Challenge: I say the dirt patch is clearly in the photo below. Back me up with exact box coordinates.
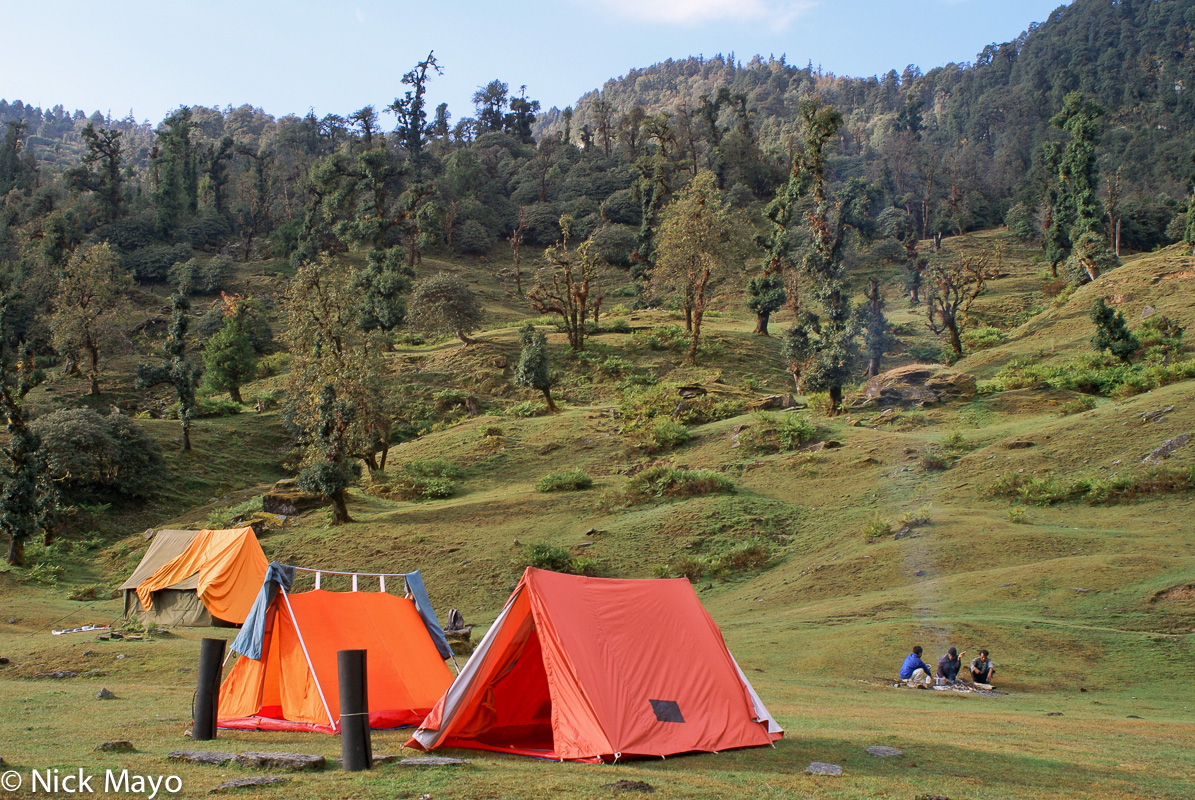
[1157,270,1195,281]
[1151,584,1195,603]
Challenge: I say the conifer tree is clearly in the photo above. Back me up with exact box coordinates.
[1090,297,1139,362]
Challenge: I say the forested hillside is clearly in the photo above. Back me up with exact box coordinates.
[0,0,1193,563]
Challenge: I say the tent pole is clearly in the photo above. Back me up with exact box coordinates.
[280,586,336,731]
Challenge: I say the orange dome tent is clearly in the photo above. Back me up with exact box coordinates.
[218,564,455,732]
[408,568,782,762]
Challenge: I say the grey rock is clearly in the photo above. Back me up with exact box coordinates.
[1141,305,1156,318]
[866,745,903,757]
[231,752,325,771]
[95,740,135,752]
[806,761,843,776]
[850,364,977,409]
[168,751,236,766]
[397,757,469,767]
[210,777,291,793]
[96,688,116,700]
[893,527,911,540]
[332,754,398,767]
[82,649,97,657]
[34,670,78,679]
[1144,433,1192,464]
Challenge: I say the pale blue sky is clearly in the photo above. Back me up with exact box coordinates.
[2,1,1068,125]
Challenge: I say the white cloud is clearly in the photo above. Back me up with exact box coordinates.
[354,8,364,22]
[596,0,817,28]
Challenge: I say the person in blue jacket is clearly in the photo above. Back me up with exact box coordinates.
[899,645,934,688]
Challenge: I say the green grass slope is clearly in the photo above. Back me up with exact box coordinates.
[1,231,1193,799]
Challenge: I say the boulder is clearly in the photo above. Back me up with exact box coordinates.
[230,752,325,771]
[261,488,325,516]
[96,688,116,700]
[866,745,903,757]
[35,670,78,679]
[1143,433,1192,464]
[397,757,470,767]
[806,761,843,776]
[168,752,236,766]
[850,365,977,408]
[95,741,135,752]
[210,777,291,793]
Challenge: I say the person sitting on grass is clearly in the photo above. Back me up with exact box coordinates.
[969,650,996,685]
[937,647,964,684]
[899,645,933,688]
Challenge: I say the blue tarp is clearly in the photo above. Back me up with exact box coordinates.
[229,561,452,661]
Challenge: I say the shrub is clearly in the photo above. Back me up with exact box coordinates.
[667,541,773,582]
[622,465,734,504]
[121,243,193,283]
[478,425,504,438]
[900,506,933,527]
[1007,506,1029,524]
[1058,396,1097,416]
[403,458,463,480]
[535,469,594,492]
[606,319,631,334]
[506,400,546,418]
[591,224,638,266]
[906,342,947,363]
[643,418,691,453]
[987,471,1085,506]
[862,515,892,538]
[920,452,948,470]
[68,585,99,601]
[943,431,973,452]
[738,412,816,453]
[633,324,689,352]
[620,383,744,427]
[961,326,1006,351]
[454,219,492,255]
[32,409,165,501]
[169,255,233,293]
[523,543,598,576]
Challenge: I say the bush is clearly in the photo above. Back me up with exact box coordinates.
[600,189,641,226]
[862,515,892,538]
[506,400,547,418]
[906,342,947,364]
[620,383,744,428]
[920,452,948,471]
[666,540,773,582]
[523,542,598,576]
[32,409,165,501]
[590,224,638,267]
[1007,506,1029,524]
[169,255,234,293]
[633,324,689,352]
[737,412,816,453]
[961,327,1006,351]
[370,460,461,501]
[621,464,735,505]
[535,469,594,492]
[643,418,690,453]
[121,243,193,283]
[1058,396,1097,416]
[989,353,1195,397]
[454,218,493,255]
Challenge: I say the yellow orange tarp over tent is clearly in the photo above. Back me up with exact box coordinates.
[133,527,267,625]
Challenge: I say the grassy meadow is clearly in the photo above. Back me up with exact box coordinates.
[1,230,1193,799]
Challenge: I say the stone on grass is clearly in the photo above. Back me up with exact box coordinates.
[210,777,291,793]
[1144,433,1192,464]
[96,688,116,700]
[332,754,398,767]
[865,745,903,757]
[806,762,843,776]
[96,740,135,752]
[35,670,78,679]
[231,752,325,771]
[397,757,469,767]
[168,751,236,766]
[605,779,655,793]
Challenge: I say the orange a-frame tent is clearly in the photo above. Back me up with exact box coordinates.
[120,527,268,627]
[218,567,455,733]
[408,568,782,762]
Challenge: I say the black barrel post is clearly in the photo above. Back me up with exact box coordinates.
[338,649,371,771]
[193,637,226,741]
